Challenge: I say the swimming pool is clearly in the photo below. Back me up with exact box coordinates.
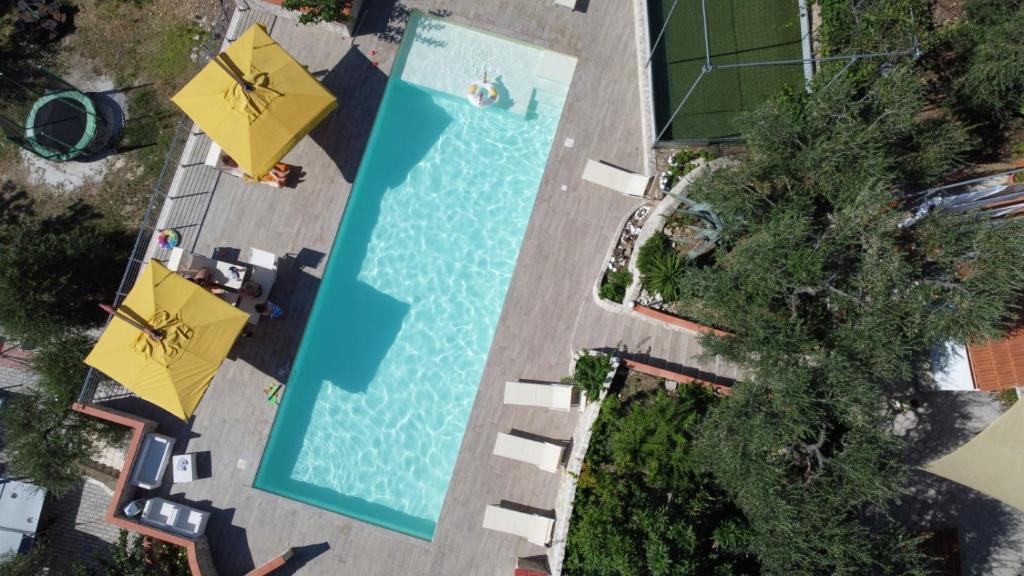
[253,14,576,540]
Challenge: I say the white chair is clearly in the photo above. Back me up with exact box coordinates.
[140,498,210,539]
[482,504,555,546]
[493,432,564,473]
[238,247,278,324]
[129,433,175,490]
[504,381,574,411]
[582,159,652,197]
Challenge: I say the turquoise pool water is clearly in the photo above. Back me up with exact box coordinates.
[254,14,575,540]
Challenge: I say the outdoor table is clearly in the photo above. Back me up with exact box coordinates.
[172,454,197,483]
[213,260,249,292]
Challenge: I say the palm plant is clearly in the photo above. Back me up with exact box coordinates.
[644,251,687,303]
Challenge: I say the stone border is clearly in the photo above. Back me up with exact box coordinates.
[631,0,656,171]
[591,202,652,314]
[548,353,620,576]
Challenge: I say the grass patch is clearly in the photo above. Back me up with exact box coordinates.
[647,0,805,141]
[41,0,215,225]
[154,23,205,85]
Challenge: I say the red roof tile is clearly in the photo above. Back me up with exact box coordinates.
[968,327,1024,391]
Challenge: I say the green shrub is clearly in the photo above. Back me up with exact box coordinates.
[996,387,1019,408]
[953,7,1024,121]
[101,529,191,576]
[636,232,673,280]
[564,388,757,576]
[572,353,613,400]
[282,0,353,25]
[644,250,687,303]
[966,0,1022,25]
[599,269,632,303]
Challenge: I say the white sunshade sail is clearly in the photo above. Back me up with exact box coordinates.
[923,399,1024,512]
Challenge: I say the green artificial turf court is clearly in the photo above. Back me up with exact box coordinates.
[648,0,806,142]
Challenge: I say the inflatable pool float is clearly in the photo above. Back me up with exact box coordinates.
[466,81,498,108]
[157,229,181,249]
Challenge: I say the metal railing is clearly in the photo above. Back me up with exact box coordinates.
[78,9,233,404]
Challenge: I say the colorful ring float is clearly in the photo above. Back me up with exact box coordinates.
[466,81,498,108]
[157,228,181,249]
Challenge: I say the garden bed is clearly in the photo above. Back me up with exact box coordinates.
[560,371,754,575]
[596,203,651,303]
[625,154,738,335]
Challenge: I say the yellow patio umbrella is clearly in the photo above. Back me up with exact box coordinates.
[171,23,338,177]
[84,260,249,420]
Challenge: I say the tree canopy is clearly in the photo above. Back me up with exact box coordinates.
[565,388,759,576]
[0,196,131,346]
[656,65,1024,574]
[2,331,123,496]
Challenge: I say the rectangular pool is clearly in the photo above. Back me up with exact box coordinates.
[253,13,576,540]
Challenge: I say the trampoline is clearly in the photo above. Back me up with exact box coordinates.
[24,90,98,161]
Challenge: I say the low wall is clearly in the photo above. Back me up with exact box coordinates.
[549,354,620,576]
[631,304,729,338]
[71,403,212,575]
[73,402,296,576]
[622,358,732,396]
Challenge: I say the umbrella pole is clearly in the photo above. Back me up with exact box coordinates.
[200,45,253,93]
[99,303,163,341]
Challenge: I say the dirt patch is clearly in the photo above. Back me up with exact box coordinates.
[619,370,664,401]
[1,0,219,226]
[932,0,965,27]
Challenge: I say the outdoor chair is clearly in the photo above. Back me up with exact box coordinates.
[582,159,652,197]
[482,504,555,546]
[503,381,574,411]
[238,247,278,324]
[492,432,564,473]
[140,497,210,539]
[128,433,175,490]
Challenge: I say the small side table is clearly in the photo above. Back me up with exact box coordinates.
[172,454,197,483]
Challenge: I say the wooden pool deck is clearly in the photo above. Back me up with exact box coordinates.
[101,1,741,573]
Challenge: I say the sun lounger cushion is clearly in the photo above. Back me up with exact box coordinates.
[129,433,175,490]
[140,497,210,539]
[582,159,651,197]
[504,381,574,411]
[482,504,555,546]
[493,432,564,473]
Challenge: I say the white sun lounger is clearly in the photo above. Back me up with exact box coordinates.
[504,381,574,411]
[582,159,652,197]
[493,432,565,473]
[554,0,577,9]
[482,504,555,546]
